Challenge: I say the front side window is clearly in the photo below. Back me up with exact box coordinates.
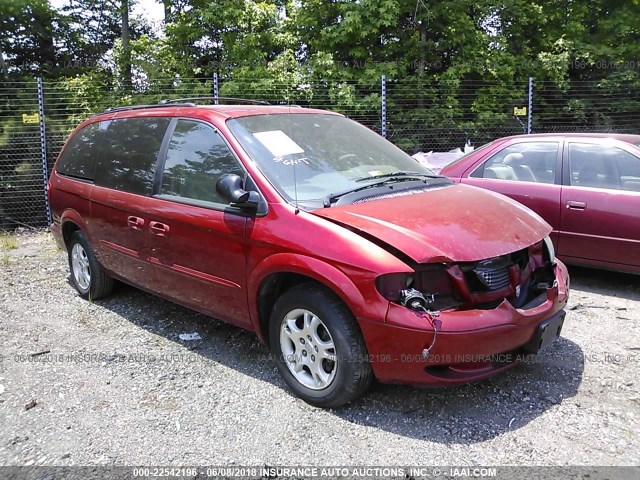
[471,142,559,184]
[569,143,640,191]
[56,121,109,180]
[226,113,439,206]
[160,119,245,204]
[95,117,170,195]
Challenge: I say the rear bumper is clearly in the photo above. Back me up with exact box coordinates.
[359,260,570,386]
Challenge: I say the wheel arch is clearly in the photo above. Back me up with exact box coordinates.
[62,220,81,248]
[249,254,367,344]
[59,209,90,248]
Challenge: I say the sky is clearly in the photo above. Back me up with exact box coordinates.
[49,0,166,26]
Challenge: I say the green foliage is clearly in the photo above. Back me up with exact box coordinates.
[56,72,116,124]
[162,0,285,78]
[0,0,151,79]
[0,0,55,76]
[1,0,638,86]
[2,0,639,153]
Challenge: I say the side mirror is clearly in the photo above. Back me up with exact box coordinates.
[216,174,260,209]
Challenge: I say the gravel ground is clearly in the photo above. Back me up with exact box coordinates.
[0,230,638,467]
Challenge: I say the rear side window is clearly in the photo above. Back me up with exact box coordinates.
[95,117,170,195]
[56,121,109,180]
[569,143,640,191]
[159,119,244,205]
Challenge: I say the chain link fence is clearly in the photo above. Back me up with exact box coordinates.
[386,78,532,152]
[0,79,47,229]
[1,76,639,229]
[533,80,640,135]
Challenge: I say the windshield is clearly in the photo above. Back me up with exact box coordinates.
[226,113,437,205]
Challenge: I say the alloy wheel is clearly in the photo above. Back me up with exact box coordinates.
[279,308,337,390]
[71,243,91,291]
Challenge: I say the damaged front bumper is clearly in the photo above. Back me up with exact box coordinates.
[359,260,569,386]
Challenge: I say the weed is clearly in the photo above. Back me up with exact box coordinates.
[0,234,18,250]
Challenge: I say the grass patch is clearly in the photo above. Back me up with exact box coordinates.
[0,234,18,251]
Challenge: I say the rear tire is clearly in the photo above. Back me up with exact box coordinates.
[269,283,372,408]
[67,230,114,300]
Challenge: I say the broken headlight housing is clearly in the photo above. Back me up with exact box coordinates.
[375,266,456,311]
[542,235,556,265]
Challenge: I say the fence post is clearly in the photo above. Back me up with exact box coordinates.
[212,72,219,104]
[527,76,533,134]
[381,75,387,138]
[37,77,51,226]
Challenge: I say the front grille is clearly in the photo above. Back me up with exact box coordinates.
[474,265,510,291]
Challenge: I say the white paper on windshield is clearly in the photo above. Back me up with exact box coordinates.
[253,130,305,157]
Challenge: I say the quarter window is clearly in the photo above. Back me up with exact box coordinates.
[95,117,170,195]
[568,143,640,191]
[160,120,244,204]
[471,142,559,184]
[56,121,109,180]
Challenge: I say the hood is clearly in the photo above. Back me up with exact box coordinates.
[312,183,551,264]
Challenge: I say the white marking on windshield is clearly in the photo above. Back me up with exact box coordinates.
[253,130,305,157]
[274,156,310,166]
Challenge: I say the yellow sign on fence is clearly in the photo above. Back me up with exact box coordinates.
[22,113,40,124]
[513,106,527,117]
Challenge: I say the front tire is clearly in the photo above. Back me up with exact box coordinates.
[269,283,372,408]
[67,230,114,300]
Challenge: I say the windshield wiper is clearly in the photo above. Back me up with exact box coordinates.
[323,176,432,207]
[355,171,440,182]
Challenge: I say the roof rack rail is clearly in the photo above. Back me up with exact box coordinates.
[158,97,270,106]
[102,102,196,114]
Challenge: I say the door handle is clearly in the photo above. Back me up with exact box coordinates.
[566,201,587,210]
[127,216,145,231]
[149,221,170,237]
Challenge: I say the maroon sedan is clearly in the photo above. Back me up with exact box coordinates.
[441,133,640,274]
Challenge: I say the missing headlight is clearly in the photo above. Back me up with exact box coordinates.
[399,288,434,310]
[376,267,457,311]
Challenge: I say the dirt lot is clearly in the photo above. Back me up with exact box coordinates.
[0,231,638,466]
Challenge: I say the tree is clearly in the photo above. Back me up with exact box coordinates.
[120,0,132,87]
[0,0,56,77]
[164,0,285,78]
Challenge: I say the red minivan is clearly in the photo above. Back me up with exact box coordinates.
[48,100,569,407]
